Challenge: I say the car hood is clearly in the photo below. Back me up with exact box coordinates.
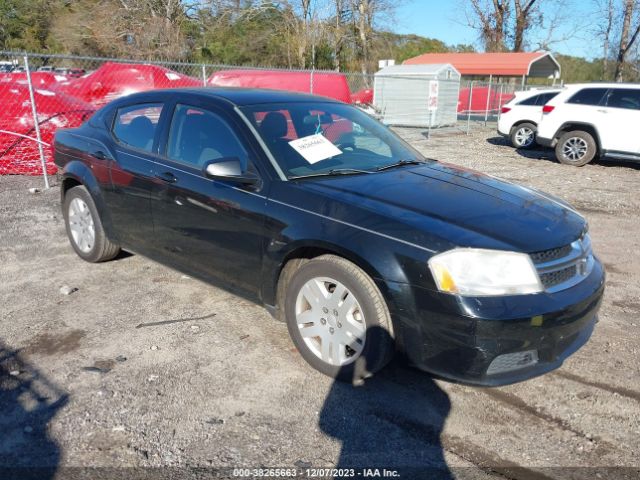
[293,162,585,252]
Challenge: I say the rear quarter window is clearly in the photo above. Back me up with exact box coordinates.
[536,92,559,105]
[566,88,608,106]
[517,95,540,106]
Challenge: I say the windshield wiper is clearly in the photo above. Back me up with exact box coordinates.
[375,159,425,172]
[289,168,373,180]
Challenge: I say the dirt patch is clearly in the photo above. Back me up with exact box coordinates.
[23,329,86,356]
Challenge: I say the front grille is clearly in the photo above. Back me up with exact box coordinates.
[530,234,593,293]
[530,244,574,264]
[540,265,578,289]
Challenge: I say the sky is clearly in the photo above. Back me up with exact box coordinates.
[393,0,601,59]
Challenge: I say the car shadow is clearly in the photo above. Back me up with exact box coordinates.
[318,327,454,479]
[486,136,640,169]
[0,340,67,479]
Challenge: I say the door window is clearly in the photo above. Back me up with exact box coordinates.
[605,89,640,110]
[567,88,608,106]
[166,104,249,170]
[112,103,163,152]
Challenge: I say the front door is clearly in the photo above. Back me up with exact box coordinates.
[599,88,640,154]
[150,102,267,295]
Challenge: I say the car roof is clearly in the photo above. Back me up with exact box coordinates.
[119,87,344,107]
[515,88,562,97]
[564,82,640,89]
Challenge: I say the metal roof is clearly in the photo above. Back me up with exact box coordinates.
[403,52,561,77]
[374,63,460,76]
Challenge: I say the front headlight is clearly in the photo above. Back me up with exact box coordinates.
[428,248,543,296]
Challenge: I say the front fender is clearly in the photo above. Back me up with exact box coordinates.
[260,205,434,307]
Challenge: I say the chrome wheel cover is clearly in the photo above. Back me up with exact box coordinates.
[295,276,366,366]
[68,198,95,253]
[515,127,534,147]
[563,137,588,161]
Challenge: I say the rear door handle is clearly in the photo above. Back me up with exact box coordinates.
[155,171,177,183]
[596,109,608,113]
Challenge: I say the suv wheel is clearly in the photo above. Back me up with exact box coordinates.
[510,123,536,149]
[555,131,597,166]
[283,255,395,382]
[63,185,120,262]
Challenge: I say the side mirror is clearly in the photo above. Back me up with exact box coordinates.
[203,157,259,186]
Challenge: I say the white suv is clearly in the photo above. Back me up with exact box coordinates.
[498,89,561,148]
[536,83,640,166]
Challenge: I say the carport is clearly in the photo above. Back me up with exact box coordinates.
[403,52,561,87]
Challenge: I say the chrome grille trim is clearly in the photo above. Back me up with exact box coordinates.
[530,244,573,264]
[531,234,594,293]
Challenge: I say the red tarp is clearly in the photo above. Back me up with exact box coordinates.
[457,86,515,113]
[1,62,201,175]
[0,72,68,88]
[52,62,202,107]
[208,69,352,103]
[0,83,95,175]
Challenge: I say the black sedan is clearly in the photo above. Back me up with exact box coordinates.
[53,88,605,386]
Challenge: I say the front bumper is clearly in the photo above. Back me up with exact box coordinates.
[384,258,605,386]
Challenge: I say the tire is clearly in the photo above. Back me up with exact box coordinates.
[283,254,395,383]
[63,185,120,262]
[509,122,537,149]
[555,131,597,166]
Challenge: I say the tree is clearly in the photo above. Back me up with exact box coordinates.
[0,0,53,51]
[614,0,640,81]
[466,0,510,51]
[464,0,568,52]
[512,0,539,51]
[594,0,616,79]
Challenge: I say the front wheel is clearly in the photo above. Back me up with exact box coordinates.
[63,185,120,262]
[555,131,597,166]
[284,255,395,382]
[509,123,537,149]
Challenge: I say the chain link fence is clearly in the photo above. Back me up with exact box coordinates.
[0,51,532,187]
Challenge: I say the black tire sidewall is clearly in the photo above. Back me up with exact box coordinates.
[555,131,596,166]
[63,186,108,262]
[284,258,393,382]
[510,122,536,149]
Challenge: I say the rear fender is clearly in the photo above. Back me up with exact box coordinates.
[59,160,118,242]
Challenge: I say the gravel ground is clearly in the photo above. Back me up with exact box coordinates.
[1,126,639,480]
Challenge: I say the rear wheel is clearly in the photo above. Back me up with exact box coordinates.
[63,185,120,262]
[283,255,395,382]
[509,122,536,149]
[555,131,597,166]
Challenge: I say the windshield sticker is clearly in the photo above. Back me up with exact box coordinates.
[288,134,342,164]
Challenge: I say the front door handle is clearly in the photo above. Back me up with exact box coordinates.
[155,171,177,183]
[596,109,608,114]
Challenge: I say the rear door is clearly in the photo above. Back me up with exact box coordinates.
[149,100,268,295]
[599,88,640,154]
[106,101,167,249]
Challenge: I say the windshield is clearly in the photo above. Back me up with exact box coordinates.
[240,102,427,179]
